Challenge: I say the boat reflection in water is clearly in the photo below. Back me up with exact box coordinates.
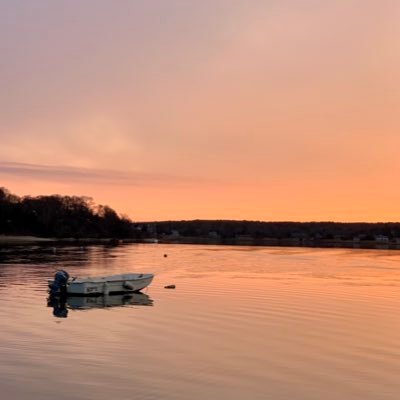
[47,292,153,318]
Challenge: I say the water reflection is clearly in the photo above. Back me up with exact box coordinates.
[0,244,91,265]
[47,295,69,318]
[1,244,400,400]
[47,292,153,318]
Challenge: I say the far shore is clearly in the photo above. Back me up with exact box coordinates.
[0,235,155,245]
[0,235,55,244]
[157,236,400,251]
[1,235,400,251]
[0,235,119,244]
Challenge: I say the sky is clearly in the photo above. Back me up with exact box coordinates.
[0,0,399,222]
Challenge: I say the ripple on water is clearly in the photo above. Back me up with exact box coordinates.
[0,244,400,400]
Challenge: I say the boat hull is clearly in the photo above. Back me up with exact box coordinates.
[49,273,153,296]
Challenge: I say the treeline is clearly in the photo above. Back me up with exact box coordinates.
[0,187,133,238]
[143,220,400,241]
[3,184,400,242]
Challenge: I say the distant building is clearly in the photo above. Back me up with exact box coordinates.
[146,224,157,235]
[235,235,253,242]
[208,231,220,239]
[375,235,389,243]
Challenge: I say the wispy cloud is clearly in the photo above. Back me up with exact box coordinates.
[0,161,204,186]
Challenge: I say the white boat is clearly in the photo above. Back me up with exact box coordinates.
[48,270,154,296]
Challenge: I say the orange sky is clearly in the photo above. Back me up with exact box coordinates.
[0,1,399,222]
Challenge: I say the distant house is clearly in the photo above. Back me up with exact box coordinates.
[235,235,253,242]
[146,224,157,235]
[375,235,389,243]
[170,230,180,238]
[208,231,220,239]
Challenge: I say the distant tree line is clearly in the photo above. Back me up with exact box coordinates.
[2,185,400,242]
[142,220,400,241]
[0,187,134,238]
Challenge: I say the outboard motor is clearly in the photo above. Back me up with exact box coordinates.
[49,270,70,296]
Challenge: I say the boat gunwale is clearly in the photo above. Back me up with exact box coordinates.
[70,275,153,285]
[66,289,147,297]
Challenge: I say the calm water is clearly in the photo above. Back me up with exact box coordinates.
[0,244,399,400]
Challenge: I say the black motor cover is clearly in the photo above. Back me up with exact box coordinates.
[49,270,70,295]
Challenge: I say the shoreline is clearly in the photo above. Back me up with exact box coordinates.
[0,235,399,251]
[0,236,158,246]
[0,235,55,244]
[0,236,123,244]
[157,237,400,251]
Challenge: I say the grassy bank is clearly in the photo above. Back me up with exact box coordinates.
[0,235,55,244]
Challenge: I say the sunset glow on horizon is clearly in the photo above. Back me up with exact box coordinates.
[1,1,399,222]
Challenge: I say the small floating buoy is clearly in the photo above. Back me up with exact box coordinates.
[163,254,168,257]
[164,284,176,289]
